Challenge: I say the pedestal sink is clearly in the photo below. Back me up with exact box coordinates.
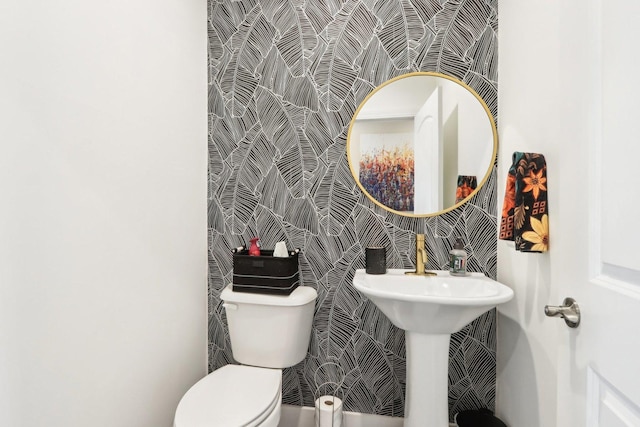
[352,269,514,427]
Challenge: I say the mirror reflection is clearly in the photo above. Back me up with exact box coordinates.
[347,72,497,217]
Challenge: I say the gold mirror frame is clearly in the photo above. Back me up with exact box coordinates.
[346,72,498,217]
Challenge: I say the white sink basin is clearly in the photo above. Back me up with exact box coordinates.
[353,268,514,427]
[353,268,513,334]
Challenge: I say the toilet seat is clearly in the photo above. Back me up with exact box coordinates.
[174,364,282,427]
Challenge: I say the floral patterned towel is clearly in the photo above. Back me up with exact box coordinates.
[455,175,477,203]
[499,152,548,252]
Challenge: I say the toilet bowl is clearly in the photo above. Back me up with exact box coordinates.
[174,365,282,427]
[174,285,317,427]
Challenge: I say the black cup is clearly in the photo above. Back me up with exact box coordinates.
[365,247,386,274]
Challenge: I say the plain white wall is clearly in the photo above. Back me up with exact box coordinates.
[496,2,559,425]
[0,1,208,426]
[497,1,590,426]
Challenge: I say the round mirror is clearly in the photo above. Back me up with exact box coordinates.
[347,72,497,217]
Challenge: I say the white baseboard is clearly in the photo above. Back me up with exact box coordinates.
[279,404,456,427]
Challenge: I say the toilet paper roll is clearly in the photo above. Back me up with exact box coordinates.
[314,396,343,427]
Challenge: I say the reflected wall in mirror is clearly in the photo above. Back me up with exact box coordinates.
[347,72,497,217]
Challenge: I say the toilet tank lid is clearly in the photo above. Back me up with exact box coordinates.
[221,285,317,306]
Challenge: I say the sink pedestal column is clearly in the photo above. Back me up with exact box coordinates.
[404,332,451,427]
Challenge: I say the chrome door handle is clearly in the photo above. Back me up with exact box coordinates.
[544,297,580,328]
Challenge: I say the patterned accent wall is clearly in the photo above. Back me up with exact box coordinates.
[207,0,498,420]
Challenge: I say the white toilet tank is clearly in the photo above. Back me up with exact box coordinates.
[220,285,317,369]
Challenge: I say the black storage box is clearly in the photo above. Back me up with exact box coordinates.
[232,250,300,295]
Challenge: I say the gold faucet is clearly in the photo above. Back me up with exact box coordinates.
[405,234,436,276]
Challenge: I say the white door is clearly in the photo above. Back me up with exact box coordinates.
[413,87,442,213]
[553,1,640,425]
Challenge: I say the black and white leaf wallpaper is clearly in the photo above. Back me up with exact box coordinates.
[208,0,498,420]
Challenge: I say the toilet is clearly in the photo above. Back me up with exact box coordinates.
[174,284,317,427]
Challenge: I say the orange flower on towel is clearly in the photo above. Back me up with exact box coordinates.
[522,214,549,252]
[523,169,547,200]
[456,183,474,201]
[502,174,516,218]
